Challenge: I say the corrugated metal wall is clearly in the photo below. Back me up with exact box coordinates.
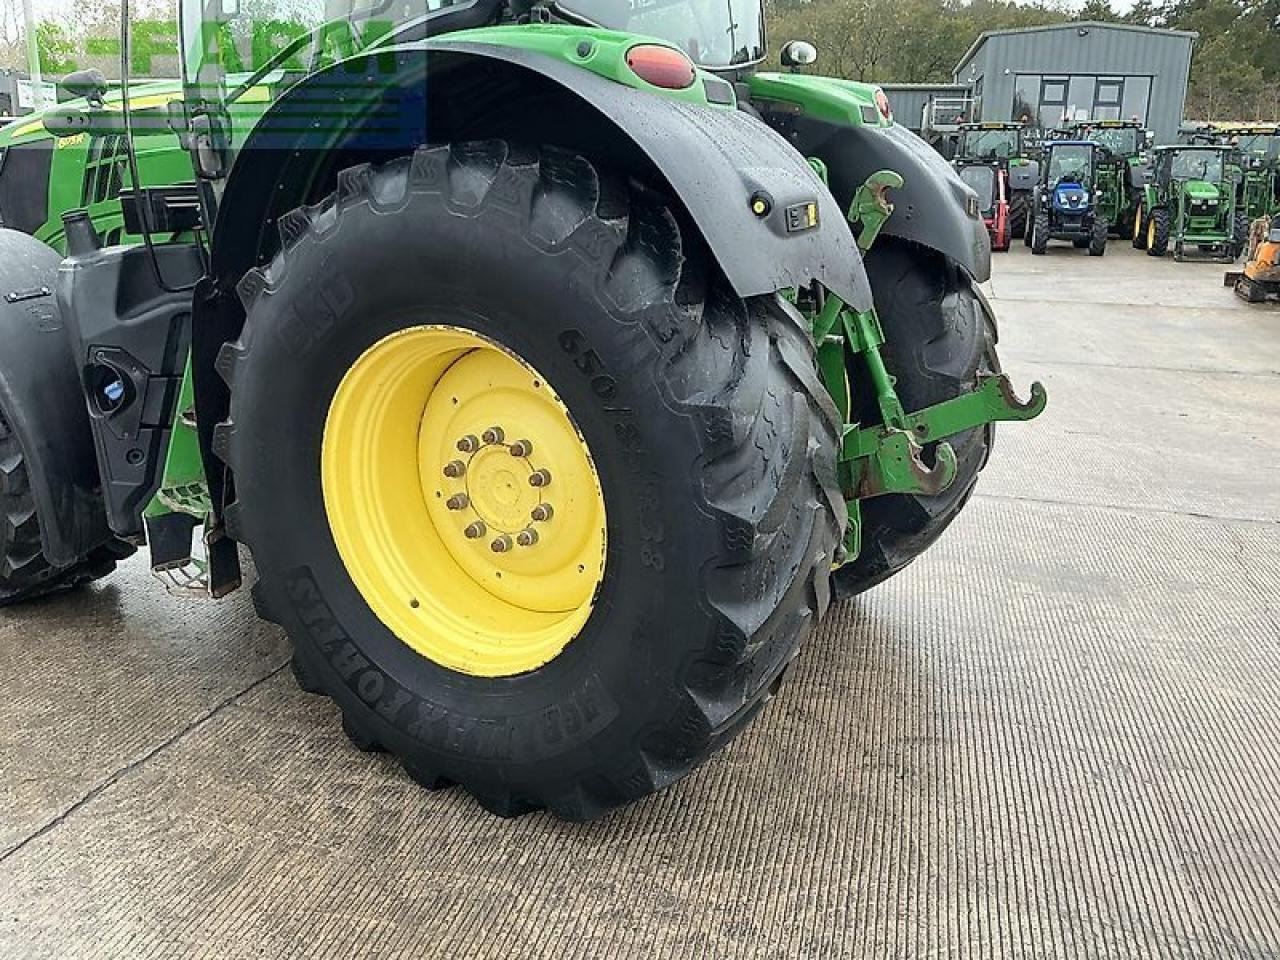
[880,86,970,131]
[957,25,1194,143]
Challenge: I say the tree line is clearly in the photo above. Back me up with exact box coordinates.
[766,0,1280,122]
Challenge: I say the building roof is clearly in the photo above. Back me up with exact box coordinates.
[953,21,1200,78]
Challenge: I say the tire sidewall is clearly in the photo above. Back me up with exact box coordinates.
[231,182,723,786]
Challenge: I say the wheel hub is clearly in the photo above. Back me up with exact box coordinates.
[322,325,607,677]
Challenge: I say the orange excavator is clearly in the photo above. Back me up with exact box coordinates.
[1227,214,1280,303]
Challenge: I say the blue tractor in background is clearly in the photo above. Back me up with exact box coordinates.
[1029,141,1108,256]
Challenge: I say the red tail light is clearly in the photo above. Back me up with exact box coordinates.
[625,44,696,90]
[875,89,892,122]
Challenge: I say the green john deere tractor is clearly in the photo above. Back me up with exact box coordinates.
[1134,145,1247,261]
[952,121,1040,238]
[1221,125,1280,222]
[0,0,1044,820]
[1065,120,1152,236]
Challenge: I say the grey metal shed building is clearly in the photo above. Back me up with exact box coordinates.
[952,21,1197,143]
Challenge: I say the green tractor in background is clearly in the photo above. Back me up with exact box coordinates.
[0,0,1045,820]
[1219,125,1280,222]
[952,121,1040,238]
[1134,145,1247,260]
[1064,119,1152,237]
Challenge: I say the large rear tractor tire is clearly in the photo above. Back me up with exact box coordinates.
[1146,207,1170,257]
[831,238,997,599]
[216,142,843,820]
[0,408,133,605]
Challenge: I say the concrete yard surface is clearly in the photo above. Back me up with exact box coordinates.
[2,243,1278,959]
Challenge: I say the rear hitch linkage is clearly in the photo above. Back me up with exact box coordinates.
[814,170,1048,562]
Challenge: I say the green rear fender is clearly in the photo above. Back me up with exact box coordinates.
[746,72,992,283]
[208,36,874,311]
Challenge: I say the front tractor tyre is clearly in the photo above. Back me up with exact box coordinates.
[1030,212,1050,255]
[1230,212,1250,261]
[831,238,998,598]
[1146,207,1170,257]
[216,142,843,820]
[1089,218,1108,257]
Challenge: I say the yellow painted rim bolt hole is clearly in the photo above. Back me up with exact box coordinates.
[531,503,553,523]
[482,426,505,445]
[464,520,487,539]
[529,469,551,488]
[516,528,539,547]
[456,434,480,453]
[446,493,469,511]
[491,534,513,553]
[443,459,466,478]
[509,438,534,457]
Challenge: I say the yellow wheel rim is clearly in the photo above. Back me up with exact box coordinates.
[322,325,607,677]
[1148,218,1157,248]
[1134,207,1142,240]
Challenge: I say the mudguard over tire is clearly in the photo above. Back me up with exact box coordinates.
[215,141,843,820]
[831,238,996,598]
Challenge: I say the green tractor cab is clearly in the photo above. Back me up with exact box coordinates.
[1217,125,1280,223]
[1063,120,1153,237]
[1135,145,1247,261]
[0,0,1045,819]
[1028,140,1108,256]
[953,121,1039,238]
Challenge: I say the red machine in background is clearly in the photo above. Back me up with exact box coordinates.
[957,162,1012,252]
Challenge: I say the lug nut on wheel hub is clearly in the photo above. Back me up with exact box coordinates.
[482,426,505,445]
[531,503,553,522]
[456,435,479,453]
[529,469,551,488]
[464,521,487,539]
[509,439,533,457]
[516,528,539,547]
[446,493,469,511]
[491,534,513,553]
[443,459,466,478]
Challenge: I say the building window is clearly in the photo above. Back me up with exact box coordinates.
[1120,77,1151,124]
[1093,78,1123,120]
[1012,74,1153,128]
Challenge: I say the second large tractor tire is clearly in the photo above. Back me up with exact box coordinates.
[0,407,132,606]
[216,141,843,821]
[831,238,997,599]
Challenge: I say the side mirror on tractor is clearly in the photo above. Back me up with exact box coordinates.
[58,68,109,107]
[780,40,818,70]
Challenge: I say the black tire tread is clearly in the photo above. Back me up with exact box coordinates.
[217,141,842,820]
[0,409,130,606]
[1147,207,1170,257]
